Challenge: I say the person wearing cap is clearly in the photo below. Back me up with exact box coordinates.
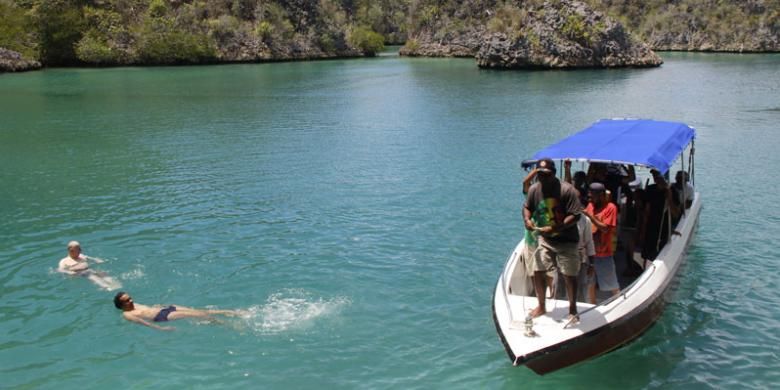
[521,167,564,297]
[523,158,583,321]
[582,182,620,303]
[58,241,121,290]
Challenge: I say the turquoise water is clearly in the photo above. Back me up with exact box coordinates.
[2,51,779,388]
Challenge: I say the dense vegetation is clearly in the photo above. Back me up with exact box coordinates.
[587,0,780,51]
[398,0,664,70]
[1,0,778,68]
[400,0,779,54]
[0,0,401,66]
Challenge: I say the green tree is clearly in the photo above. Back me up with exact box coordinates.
[74,6,132,64]
[0,0,37,59]
[34,0,88,65]
[136,16,215,64]
[348,25,383,55]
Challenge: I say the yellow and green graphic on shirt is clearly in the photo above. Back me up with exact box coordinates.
[526,197,565,245]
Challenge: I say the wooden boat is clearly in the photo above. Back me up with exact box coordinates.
[493,119,700,374]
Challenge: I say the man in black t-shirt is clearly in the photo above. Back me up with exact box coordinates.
[524,158,583,322]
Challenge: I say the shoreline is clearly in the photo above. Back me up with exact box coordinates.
[4,47,779,75]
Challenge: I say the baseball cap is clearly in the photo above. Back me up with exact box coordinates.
[536,158,556,173]
[589,182,606,192]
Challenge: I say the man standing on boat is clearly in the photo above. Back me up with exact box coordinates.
[523,158,583,321]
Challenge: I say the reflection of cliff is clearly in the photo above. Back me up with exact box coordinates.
[401,0,662,69]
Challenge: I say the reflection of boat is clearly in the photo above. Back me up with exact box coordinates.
[493,119,700,375]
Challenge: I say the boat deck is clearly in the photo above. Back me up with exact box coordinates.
[503,295,603,351]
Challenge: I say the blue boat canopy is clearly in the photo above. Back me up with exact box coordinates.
[522,119,696,174]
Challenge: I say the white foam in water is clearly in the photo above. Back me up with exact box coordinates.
[241,289,350,334]
[120,267,145,280]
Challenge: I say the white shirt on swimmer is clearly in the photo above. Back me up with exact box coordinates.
[58,255,90,274]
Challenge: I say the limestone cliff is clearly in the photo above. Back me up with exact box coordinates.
[402,0,662,69]
[588,0,780,52]
[0,48,41,72]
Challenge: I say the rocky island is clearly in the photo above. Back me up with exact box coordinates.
[0,48,41,72]
[400,0,662,68]
[0,0,777,73]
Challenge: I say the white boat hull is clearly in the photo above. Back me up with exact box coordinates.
[493,193,701,374]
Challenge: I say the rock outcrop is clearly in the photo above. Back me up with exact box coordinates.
[400,29,483,58]
[212,34,362,63]
[0,48,41,73]
[590,0,780,53]
[402,0,663,69]
[646,28,780,52]
[476,3,662,69]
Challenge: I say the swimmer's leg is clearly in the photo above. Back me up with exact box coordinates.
[166,311,232,326]
[173,306,244,317]
[102,275,122,290]
[87,273,121,291]
[206,309,245,317]
[166,309,216,321]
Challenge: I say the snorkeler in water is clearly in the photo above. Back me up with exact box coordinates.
[58,241,121,290]
[113,292,244,331]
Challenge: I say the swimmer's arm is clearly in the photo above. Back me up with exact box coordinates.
[58,261,87,275]
[84,255,104,264]
[124,314,175,331]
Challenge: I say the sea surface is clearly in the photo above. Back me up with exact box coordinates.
[1,50,779,389]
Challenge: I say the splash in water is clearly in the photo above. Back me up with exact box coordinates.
[239,289,350,334]
[120,267,146,280]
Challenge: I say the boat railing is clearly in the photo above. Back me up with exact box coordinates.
[499,249,517,323]
[579,193,699,318]
[609,263,657,305]
[621,262,657,297]
[573,263,658,319]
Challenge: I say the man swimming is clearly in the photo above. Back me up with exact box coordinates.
[113,292,243,331]
[58,241,121,290]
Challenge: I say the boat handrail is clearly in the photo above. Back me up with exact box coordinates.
[500,249,516,323]
[573,263,657,319]
[615,262,657,301]
[593,193,699,314]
